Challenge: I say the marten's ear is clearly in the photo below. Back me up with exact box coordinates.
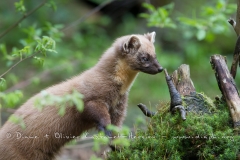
[123,36,141,54]
[144,31,156,43]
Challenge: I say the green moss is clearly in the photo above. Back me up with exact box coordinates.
[183,92,216,114]
[108,97,240,160]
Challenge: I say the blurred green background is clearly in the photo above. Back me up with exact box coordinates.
[0,0,239,127]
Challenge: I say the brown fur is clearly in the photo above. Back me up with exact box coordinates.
[0,32,163,160]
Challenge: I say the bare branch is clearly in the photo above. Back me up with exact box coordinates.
[0,0,47,40]
[228,0,240,36]
[228,18,236,28]
[137,103,156,117]
[229,0,240,78]
[0,52,39,78]
[236,0,240,36]
[228,18,238,35]
[230,36,240,78]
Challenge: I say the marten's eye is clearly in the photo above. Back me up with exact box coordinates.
[141,57,149,62]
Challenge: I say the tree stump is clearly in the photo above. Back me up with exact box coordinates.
[210,54,240,129]
[171,64,215,114]
[171,64,195,96]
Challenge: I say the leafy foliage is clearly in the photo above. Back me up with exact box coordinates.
[108,97,240,160]
[178,0,236,41]
[8,114,25,129]
[139,3,176,28]
[34,90,84,116]
[0,90,23,109]
[91,125,131,160]
[141,0,236,41]
[14,0,26,14]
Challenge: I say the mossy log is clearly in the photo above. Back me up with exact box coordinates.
[210,54,240,129]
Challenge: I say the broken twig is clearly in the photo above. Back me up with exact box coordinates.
[172,105,187,121]
[164,69,186,120]
[137,103,155,117]
[230,36,240,79]
[228,0,240,78]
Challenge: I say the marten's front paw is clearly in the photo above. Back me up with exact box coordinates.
[97,125,112,137]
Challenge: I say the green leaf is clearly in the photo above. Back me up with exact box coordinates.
[112,137,130,147]
[142,3,155,12]
[34,56,45,66]
[34,90,84,116]
[158,8,168,18]
[18,46,31,59]
[9,115,26,129]
[196,29,206,40]
[0,44,7,57]
[35,36,57,54]
[58,105,66,116]
[90,155,102,160]
[178,17,198,27]
[139,13,150,19]
[141,3,176,29]
[106,124,120,133]
[216,0,225,10]
[1,90,23,108]
[121,126,130,135]
[202,7,215,16]
[0,78,6,87]
[92,132,109,152]
[14,0,26,14]
[46,0,57,11]
[73,98,83,112]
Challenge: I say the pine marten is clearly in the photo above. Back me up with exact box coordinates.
[0,32,163,160]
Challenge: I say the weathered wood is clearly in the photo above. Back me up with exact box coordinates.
[171,64,195,96]
[210,55,240,128]
[137,103,155,117]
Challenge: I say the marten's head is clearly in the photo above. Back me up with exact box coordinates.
[121,32,163,75]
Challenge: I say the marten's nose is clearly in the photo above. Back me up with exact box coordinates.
[158,67,163,72]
